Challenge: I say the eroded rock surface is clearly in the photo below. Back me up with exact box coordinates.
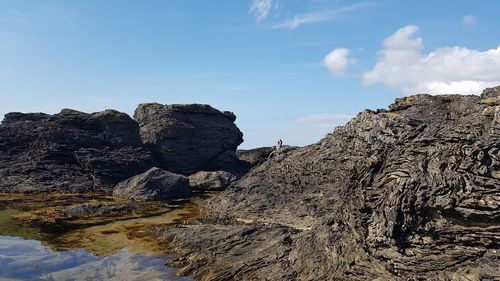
[188,171,237,191]
[236,147,274,168]
[113,167,191,201]
[134,103,243,175]
[164,87,500,280]
[0,109,157,193]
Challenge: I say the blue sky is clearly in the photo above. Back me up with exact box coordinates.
[1,0,499,148]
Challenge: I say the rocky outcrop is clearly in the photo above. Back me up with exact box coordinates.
[113,167,191,201]
[236,147,274,168]
[134,103,243,175]
[0,103,247,194]
[0,109,157,193]
[188,171,237,191]
[163,87,500,280]
[235,146,299,174]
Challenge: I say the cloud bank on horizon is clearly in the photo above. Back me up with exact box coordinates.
[362,25,500,95]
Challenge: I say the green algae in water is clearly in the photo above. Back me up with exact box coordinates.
[0,208,47,240]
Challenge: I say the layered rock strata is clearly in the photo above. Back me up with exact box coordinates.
[164,87,500,280]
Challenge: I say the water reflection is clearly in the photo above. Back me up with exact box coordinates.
[0,194,200,281]
[0,236,191,281]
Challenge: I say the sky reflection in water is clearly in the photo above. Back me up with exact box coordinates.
[0,236,190,281]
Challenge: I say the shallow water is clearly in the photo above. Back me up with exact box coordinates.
[0,236,191,281]
[0,195,197,281]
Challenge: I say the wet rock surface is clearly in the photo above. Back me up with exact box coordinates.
[15,202,139,225]
[163,87,500,280]
[0,109,157,193]
[113,167,191,201]
[134,103,243,175]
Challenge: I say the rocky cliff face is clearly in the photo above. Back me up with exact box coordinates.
[0,104,245,194]
[164,87,500,280]
[0,109,157,193]
[134,103,244,175]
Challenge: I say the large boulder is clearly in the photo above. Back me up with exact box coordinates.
[113,167,191,201]
[134,103,244,175]
[0,109,157,193]
[188,171,237,191]
[164,86,500,280]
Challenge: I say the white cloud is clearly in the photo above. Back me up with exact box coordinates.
[382,25,422,50]
[462,15,477,27]
[323,48,354,75]
[250,0,273,22]
[363,25,500,95]
[274,12,329,30]
[295,113,354,129]
[274,2,373,30]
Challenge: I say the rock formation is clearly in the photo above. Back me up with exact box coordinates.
[236,147,274,168]
[113,167,191,201]
[164,87,500,280]
[188,171,237,191]
[1,85,498,279]
[134,103,244,175]
[0,109,157,193]
[235,146,299,174]
[0,103,247,194]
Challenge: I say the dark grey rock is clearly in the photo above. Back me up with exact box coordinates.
[0,109,157,193]
[233,146,299,177]
[2,112,50,123]
[164,86,500,280]
[113,167,191,201]
[236,147,274,167]
[134,103,243,175]
[188,171,237,191]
